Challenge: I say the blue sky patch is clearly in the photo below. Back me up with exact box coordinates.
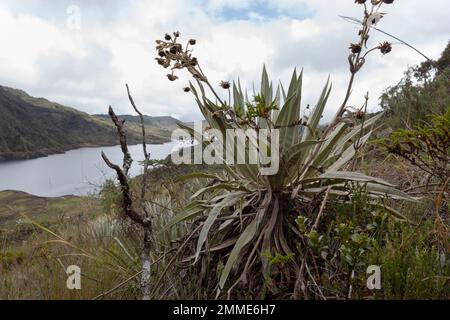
[202,0,315,22]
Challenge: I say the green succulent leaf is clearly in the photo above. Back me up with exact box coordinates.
[301,78,331,143]
[159,201,206,234]
[195,192,246,262]
[312,171,396,187]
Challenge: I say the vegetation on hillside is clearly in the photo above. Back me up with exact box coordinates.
[380,41,450,129]
[0,86,178,161]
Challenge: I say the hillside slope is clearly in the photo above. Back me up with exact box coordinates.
[0,86,178,161]
[93,114,181,142]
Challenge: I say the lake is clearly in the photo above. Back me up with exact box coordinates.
[0,141,179,197]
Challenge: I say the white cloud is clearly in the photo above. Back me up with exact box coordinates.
[0,0,448,122]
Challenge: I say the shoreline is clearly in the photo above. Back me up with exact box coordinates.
[0,139,172,163]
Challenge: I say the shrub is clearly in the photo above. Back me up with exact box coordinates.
[0,249,24,269]
[380,42,450,129]
[380,108,450,186]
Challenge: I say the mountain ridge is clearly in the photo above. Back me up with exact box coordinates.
[0,85,180,161]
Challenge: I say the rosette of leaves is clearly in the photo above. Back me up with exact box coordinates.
[161,67,415,298]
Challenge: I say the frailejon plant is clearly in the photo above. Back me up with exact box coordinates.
[155,0,412,298]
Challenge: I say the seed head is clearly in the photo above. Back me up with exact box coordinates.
[349,43,362,54]
[155,58,169,68]
[354,0,367,4]
[355,111,365,120]
[383,0,394,3]
[155,31,206,82]
[183,87,191,92]
[378,41,392,54]
[169,44,182,54]
[220,81,231,90]
[167,74,179,81]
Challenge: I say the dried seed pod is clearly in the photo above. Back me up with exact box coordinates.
[349,43,362,54]
[355,111,365,120]
[220,81,231,90]
[167,74,179,81]
[378,41,392,54]
[169,44,182,54]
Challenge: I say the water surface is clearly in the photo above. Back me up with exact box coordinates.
[0,142,178,197]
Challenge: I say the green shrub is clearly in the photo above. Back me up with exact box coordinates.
[380,108,450,185]
[298,186,450,300]
[380,42,450,130]
[371,221,449,299]
[0,249,24,269]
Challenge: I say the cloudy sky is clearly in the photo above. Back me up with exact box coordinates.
[0,0,448,122]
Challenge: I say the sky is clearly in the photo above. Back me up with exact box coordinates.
[0,0,448,122]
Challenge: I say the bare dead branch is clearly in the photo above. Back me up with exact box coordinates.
[101,151,149,228]
[108,106,133,175]
[126,84,151,218]
[101,101,154,300]
[125,84,153,300]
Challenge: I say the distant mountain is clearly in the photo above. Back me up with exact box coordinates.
[93,114,182,141]
[0,86,179,161]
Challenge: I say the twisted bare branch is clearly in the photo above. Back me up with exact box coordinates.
[101,99,154,300]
